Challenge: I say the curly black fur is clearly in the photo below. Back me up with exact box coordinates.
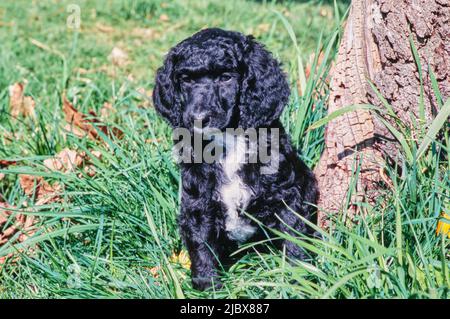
[153,28,318,290]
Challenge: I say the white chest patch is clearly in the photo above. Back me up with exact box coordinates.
[219,135,256,242]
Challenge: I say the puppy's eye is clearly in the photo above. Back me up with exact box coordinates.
[180,74,194,84]
[219,73,232,82]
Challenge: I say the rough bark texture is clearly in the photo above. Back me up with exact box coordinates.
[315,0,450,227]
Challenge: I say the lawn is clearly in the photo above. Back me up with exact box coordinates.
[0,0,448,299]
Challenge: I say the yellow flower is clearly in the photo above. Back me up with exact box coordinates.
[170,250,191,270]
[436,212,450,238]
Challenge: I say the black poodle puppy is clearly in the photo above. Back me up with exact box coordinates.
[153,28,317,290]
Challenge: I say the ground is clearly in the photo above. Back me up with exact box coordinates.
[0,0,448,299]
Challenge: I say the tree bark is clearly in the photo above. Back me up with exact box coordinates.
[315,0,450,227]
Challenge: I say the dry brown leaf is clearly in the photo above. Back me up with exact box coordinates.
[90,150,102,160]
[319,7,333,19]
[35,183,62,206]
[0,160,16,167]
[281,8,292,17]
[131,27,160,40]
[74,65,112,76]
[136,87,153,108]
[19,174,39,196]
[0,208,8,225]
[0,21,15,27]
[43,148,85,173]
[1,131,17,145]
[108,47,129,67]
[8,82,36,119]
[43,148,102,178]
[83,165,96,177]
[100,102,114,120]
[18,174,61,205]
[63,97,123,141]
[299,51,329,97]
[62,95,123,149]
[149,266,161,279]
[305,51,325,80]
[96,22,115,33]
[63,97,123,142]
[63,123,86,138]
[158,14,169,22]
[145,138,162,144]
[63,97,100,140]
[0,203,36,245]
[256,23,270,34]
[77,151,102,178]
[1,163,65,266]
[0,160,15,183]
[0,202,38,265]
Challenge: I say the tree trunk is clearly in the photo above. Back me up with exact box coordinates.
[315,0,450,227]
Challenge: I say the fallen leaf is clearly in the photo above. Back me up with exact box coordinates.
[131,27,160,40]
[63,97,123,142]
[149,266,161,279]
[63,97,99,140]
[299,51,329,97]
[18,174,61,205]
[305,51,325,80]
[0,159,13,190]
[0,160,16,167]
[90,150,102,160]
[64,97,123,140]
[145,138,162,144]
[1,131,17,145]
[1,166,64,266]
[8,82,36,119]
[159,14,169,22]
[63,123,86,138]
[18,174,37,196]
[0,21,15,27]
[83,165,96,177]
[256,23,270,34]
[108,47,128,67]
[281,8,292,17]
[74,65,111,76]
[96,22,115,33]
[0,203,36,245]
[0,203,9,224]
[44,148,102,178]
[136,87,153,107]
[43,148,85,173]
[0,202,38,265]
[320,7,333,19]
[100,102,114,119]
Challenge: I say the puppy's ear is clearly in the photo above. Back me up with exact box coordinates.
[239,36,290,128]
[153,52,181,127]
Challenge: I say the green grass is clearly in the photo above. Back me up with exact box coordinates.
[0,0,448,299]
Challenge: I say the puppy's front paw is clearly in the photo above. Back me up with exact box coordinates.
[192,276,222,291]
[284,240,308,261]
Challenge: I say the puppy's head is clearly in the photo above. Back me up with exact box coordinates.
[153,28,290,131]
